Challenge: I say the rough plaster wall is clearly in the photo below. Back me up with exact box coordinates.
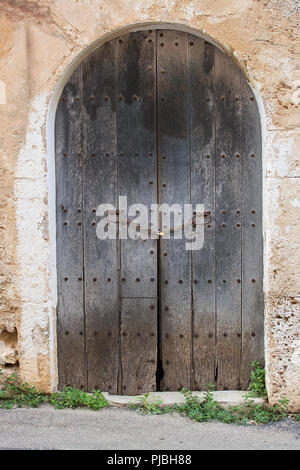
[0,0,299,408]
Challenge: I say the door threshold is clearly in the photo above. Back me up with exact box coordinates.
[102,390,264,408]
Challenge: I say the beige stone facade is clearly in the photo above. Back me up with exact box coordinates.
[0,0,299,409]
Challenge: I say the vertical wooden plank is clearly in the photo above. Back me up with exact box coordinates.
[117,30,157,299]
[81,41,119,393]
[215,49,242,390]
[121,299,157,394]
[116,31,157,394]
[157,30,192,391]
[240,77,264,388]
[189,36,216,389]
[55,67,86,390]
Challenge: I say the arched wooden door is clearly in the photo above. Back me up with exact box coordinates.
[55,29,263,394]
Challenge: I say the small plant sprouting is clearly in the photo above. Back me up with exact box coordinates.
[131,392,165,415]
[247,361,268,399]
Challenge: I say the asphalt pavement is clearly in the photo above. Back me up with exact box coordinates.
[0,406,299,450]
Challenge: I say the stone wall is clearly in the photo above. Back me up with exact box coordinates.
[0,0,299,409]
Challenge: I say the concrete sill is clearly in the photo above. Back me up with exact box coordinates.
[102,391,264,408]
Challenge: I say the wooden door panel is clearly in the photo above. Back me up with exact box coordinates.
[116,31,157,393]
[121,298,157,394]
[157,30,192,391]
[117,31,157,299]
[215,48,242,389]
[189,36,216,389]
[240,75,264,388]
[56,68,86,390]
[81,40,119,394]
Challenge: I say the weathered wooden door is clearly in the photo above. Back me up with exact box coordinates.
[55,29,263,394]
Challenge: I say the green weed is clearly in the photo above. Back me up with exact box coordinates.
[49,387,108,410]
[247,361,268,399]
[0,370,107,411]
[176,386,242,424]
[131,393,165,415]
[176,386,290,425]
[0,373,46,409]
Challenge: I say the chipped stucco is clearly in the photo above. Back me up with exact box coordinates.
[0,0,299,409]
